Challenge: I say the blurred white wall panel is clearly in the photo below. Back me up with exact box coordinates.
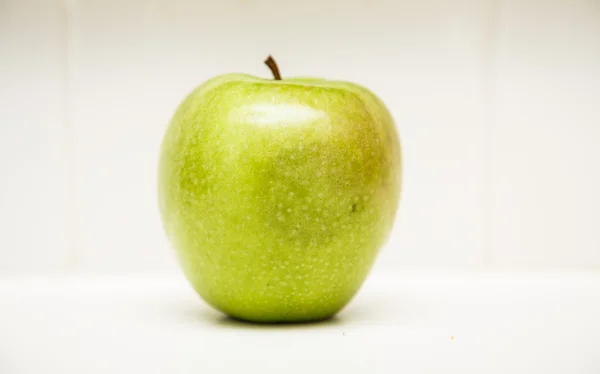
[490,0,600,268]
[71,0,179,273]
[0,0,71,273]
[71,0,487,273]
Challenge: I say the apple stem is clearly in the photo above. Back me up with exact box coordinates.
[264,55,282,80]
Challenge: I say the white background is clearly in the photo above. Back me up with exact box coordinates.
[2,2,600,373]
[1,0,600,275]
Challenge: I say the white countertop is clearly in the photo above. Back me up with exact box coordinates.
[1,272,599,373]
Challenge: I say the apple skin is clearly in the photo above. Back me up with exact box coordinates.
[158,73,401,323]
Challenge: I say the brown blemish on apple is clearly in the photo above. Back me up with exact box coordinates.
[350,202,364,214]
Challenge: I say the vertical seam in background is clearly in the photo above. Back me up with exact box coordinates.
[62,0,78,272]
[481,0,497,269]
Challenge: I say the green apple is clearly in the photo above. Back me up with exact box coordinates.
[158,57,402,323]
